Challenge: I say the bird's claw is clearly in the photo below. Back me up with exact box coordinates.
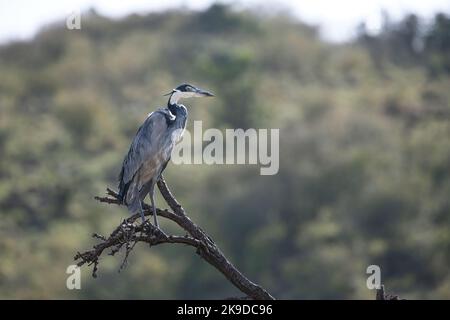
[141,219,152,229]
[156,227,169,239]
[140,220,168,238]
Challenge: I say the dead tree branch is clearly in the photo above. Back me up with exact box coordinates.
[75,176,274,300]
[376,285,404,300]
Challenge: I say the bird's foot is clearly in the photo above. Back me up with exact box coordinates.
[154,225,168,239]
[141,219,151,229]
[141,221,168,239]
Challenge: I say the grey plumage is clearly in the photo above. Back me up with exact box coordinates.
[117,84,213,228]
[118,110,175,211]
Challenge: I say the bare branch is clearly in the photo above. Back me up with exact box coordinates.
[376,285,403,300]
[75,176,274,300]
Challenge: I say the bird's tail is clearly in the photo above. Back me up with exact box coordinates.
[118,169,142,214]
[118,181,140,214]
[117,166,129,205]
[127,197,141,214]
[122,183,141,214]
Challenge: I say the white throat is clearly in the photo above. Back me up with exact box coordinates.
[169,90,196,104]
[170,91,182,104]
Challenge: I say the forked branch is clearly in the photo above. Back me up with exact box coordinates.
[74,176,274,300]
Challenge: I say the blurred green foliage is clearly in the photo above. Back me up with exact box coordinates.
[0,4,449,299]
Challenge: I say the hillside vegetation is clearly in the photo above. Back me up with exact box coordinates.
[0,4,449,298]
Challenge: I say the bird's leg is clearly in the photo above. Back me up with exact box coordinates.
[149,186,159,228]
[149,184,168,238]
[138,201,146,224]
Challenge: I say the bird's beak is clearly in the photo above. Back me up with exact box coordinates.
[195,88,214,97]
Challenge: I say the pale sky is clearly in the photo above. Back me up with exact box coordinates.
[0,0,449,44]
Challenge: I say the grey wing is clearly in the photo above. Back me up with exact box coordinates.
[118,110,170,203]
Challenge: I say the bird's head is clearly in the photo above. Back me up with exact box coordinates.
[165,83,214,104]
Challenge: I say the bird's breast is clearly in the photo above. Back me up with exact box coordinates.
[138,150,169,186]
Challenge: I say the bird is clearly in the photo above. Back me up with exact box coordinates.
[117,84,214,229]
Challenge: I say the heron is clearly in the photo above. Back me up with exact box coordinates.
[118,84,214,229]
